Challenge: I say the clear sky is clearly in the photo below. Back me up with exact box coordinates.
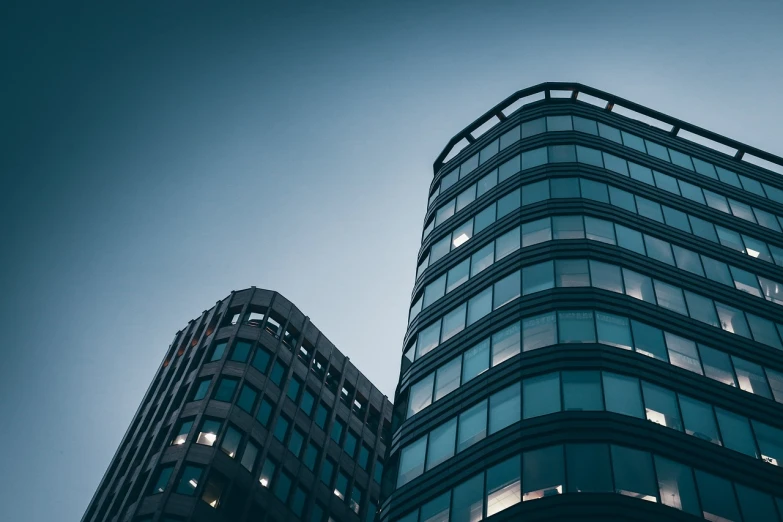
[1,1,782,520]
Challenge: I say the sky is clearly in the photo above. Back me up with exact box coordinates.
[1,1,782,520]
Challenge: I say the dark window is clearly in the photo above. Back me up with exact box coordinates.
[426,418,457,471]
[259,458,276,488]
[210,376,238,402]
[237,385,258,413]
[611,446,657,501]
[566,443,612,492]
[373,459,384,485]
[320,458,335,486]
[315,403,329,429]
[251,348,272,374]
[209,341,227,362]
[557,311,595,343]
[642,382,682,430]
[291,486,308,517]
[273,416,290,443]
[344,430,358,458]
[602,372,643,418]
[486,455,521,516]
[270,361,287,387]
[679,395,720,445]
[451,473,484,522]
[229,340,252,362]
[715,408,758,458]
[693,470,741,522]
[631,320,667,361]
[256,398,274,427]
[287,376,302,402]
[288,428,305,457]
[151,464,174,494]
[523,373,560,418]
[201,470,227,508]
[273,471,292,503]
[303,441,320,470]
[241,440,259,472]
[522,445,563,500]
[358,444,371,470]
[300,389,315,416]
[420,492,450,522]
[735,484,779,522]
[220,425,242,458]
[176,465,204,496]
[335,471,349,500]
[191,378,211,401]
[562,371,602,411]
[331,418,345,444]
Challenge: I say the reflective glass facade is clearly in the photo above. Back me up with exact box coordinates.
[82,288,392,522]
[383,84,783,522]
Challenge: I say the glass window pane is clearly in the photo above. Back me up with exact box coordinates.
[562,371,602,411]
[732,356,772,398]
[573,116,598,135]
[426,418,457,471]
[645,235,675,265]
[470,242,494,277]
[747,313,783,349]
[690,216,719,243]
[522,118,546,137]
[523,445,564,501]
[616,225,645,255]
[609,186,637,212]
[611,445,658,501]
[632,320,667,361]
[645,140,670,161]
[177,465,204,496]
[636,197,664,222]
[522,312,557,351]
[585,217,615,244]
[492,322,520,366]
[702,256,732,286]
[436,200,456,226]
[654,456,700,515]
[421,492,451,522]
[408,373,434,418]
[603,152,629,175]
[476,170,497,197]
[551,177,580,198]
[692,157,718,178]
[435,357,461,401]
[679,395,721,445]
[221,426,242,458]
[521,217,551,246]
[642,382,682,430]
[462,339,489,383]
[496,189,521,219]
[423,274,446,308]
[672,245,704,276]
[566,443,612,492]
[522,260,554,295]
[486,457,521,517]
[654,171,680,193]
[479,140,499,165]
[735,484,780,522]
[474,204,496,234]
[598,122,622,142]
[523,373,560,418]
[596,312,632,349]
[716,302,751,338]
[629,162,654,184]
[495,227,520,260]
[493,271,520,309]
[576,145,603,166]
[731,266,762,297]
[467,287,492,326]
[430,235,451,265]
[699,345,736,386]
[457,400,487,452]
[753,420,783,466]
[590,260,623,294]
[441,303,466,342]
[452,474,484,522]
[555,259,589,287]
[489,383,521,434]
[715,408,758,458]
[743,234,772,263]
[678,180,706,204]
[684,291,720,327]
[759,276,783,305]
[665,332,702,375]
[461,154,479,178]
[694,470,742,522]
[500,124,520,149]
[653,280,687,315]
[552,215,584,239]
[767,368,783,403]
[716,225,745,252]
[549,144,576,163]
[621,131,646,152]
[663,206,692,233]
[417,321,441,358]
[521,179,549,205]
[397,435,427,487]
[447,259,470,293]
[623,269,656,304]
[603,372,643,418]
[452,220,473,249]
[557,311,595,343]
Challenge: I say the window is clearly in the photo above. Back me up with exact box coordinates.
[467,287,492,326]
[486,456,521,516]
[241,440,259,472]
[551,177,580,198]
[447,259,470,293]
[493,271,520,309]
[632,320,667,361]
[273,415,289,443]
[752,420,783,466]
[300,389,316,416]
[470,243,494,277]
[350,484,364,514]
[672,245,704,276]
[653,280,687,315]
[477,170,498,197]
[523,373,560,418]
[435,357,461,401]
[237,385,258,413]
[642,382,682,430]
[288,428,305,457]
[495,227,520,260]
[665,333,702,375]
[552,215,584,239]
[292,486,308,517]
[562,371,602,411]
[521,217,551,246]
[344,430,358,458]
[609,186,637,212]
[229,340,252,362]
[679,396,720,445]
[196,418,221,446]
[715,408,757,458]
[320,458,335,486]
[252,348,272,374]
[489,384,521,434]
[716,303,751,337]
[684,291,719,327]
[732,356,772,398]
[397,435,427,487]
[176,465,203,496]
[151,464,174,494]
[287,376,302,402]
[462,339,489,383]
[474,205,495,234]
[270,360,287,386]
[496,189,520,219]
[491,323,520,366]
[408,374,434,418]
[654,456,700,515]
[209,341,227,362]
[220,425,242,457]
[580,179,609,203]
[584,216,615,244]
[191,378,211,401]
[522,312,556,351]
[303,441,320,470]
[644,235,674,265]
[424,274,446,308]
[417,321,441,358]
[522,261,554,295]
[421,492,450,522]
[426,418,457,471]
[452,474,484,522]
[557,311,595,343]
[694,470,742,522]
[522,445,563,500]
[555,259,589,287]
[171,419,193,446]
[596,312,632,349]
[374,459,384,485]
[636,197,663,222]
[603,372,643,418]
[273,471,292,503]
[259,458,276,488]
[457,400,487,452]
[699,346,736,387]
[735,484,779,522]
[616,224,645,255]
[441,304,466,342]
[330,418,345,444]
[566,443,612,493]
[256,398,274,427]
[623,269,656,304]
[358,444,371,470]
[213,377,238,402]
[768,369,783,403]
[201,471,227,508]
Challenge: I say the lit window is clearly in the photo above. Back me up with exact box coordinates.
[170,419,193,446]
[220,425,242,458]
[259,459,276,488]
[196,419,221,446]
[486,456,521,516]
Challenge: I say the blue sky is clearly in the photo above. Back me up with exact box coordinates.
[1,1,781,520]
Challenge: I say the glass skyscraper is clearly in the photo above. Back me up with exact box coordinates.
[382,83,783,522]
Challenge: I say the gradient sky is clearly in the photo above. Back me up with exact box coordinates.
[1,1,782,520]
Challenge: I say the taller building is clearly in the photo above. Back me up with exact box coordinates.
[82,288,392,522]
[382,83,783,522]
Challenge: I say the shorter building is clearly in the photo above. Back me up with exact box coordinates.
[82,287,393,522]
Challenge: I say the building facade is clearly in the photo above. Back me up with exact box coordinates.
[382,83,783,522]
[82,288,392,522]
